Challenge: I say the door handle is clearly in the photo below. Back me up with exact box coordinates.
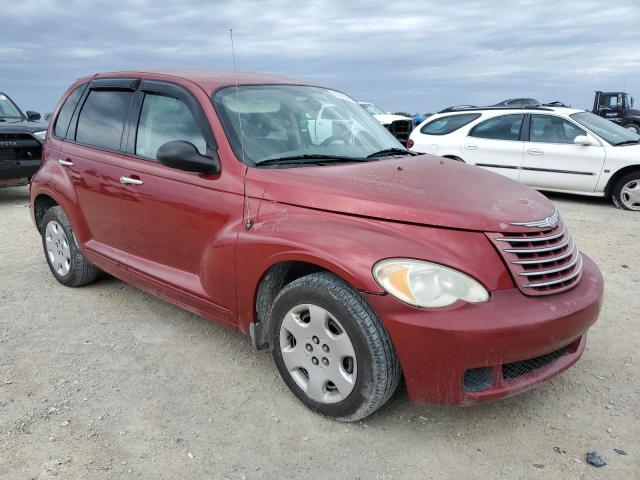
[120,176,144,186]
[464,143,479,150]
[527,148,544,155]
[57,159,74,167]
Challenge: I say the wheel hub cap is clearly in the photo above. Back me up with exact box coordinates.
[45,221,71,276]
[279,304,357,403]
[621,179,640,211]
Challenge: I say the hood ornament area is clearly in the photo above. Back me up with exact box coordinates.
[511,210,559,228]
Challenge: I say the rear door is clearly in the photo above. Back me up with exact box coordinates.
[116,80,241,322]
[520,114,605,192]
[462,114,525,181]
[59,78,138,253]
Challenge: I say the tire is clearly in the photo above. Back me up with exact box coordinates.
[269,272,400,421]
[612,171,640,211]
[624,123,640,135]
[41,206,99,286]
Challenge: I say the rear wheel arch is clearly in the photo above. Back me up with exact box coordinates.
[34,194,59,232]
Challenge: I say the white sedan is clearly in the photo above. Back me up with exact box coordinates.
[409,106,640,210]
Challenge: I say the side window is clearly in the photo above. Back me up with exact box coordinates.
[469,114,524,141]
[420,113,481,135]
[135,93,207,159]
[530,115,585,144]
[75,90,134,150]
[54,84,87,138]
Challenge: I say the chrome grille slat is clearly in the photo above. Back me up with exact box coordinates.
[487,213,583,296]
[511,241,576,264]
[523,255,583,287]
[510,210,559,228]
[496,225,566,243]
[518,251,580,276]
[503,234,571,253]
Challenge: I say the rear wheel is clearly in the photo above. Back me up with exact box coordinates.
[41,206,99,286]
[624,123,640,135]
[612,171,640,211]
[270,272,400,421]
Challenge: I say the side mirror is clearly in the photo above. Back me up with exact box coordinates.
[26,111,41,121]
[156,141,220,174]
[574,135,595,146]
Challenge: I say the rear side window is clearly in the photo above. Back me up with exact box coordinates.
[75,90,134,150]
[53,84,87,138]
[420,113,480,135]
[135,93,207,159]
[529,115,585,144]
[469,114,524,141]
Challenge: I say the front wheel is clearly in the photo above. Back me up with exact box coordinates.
[624,123,640,135]
[270,272,400,421]
[612,171,640,211]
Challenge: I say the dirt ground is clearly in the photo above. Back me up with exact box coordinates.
[0,185,638,479]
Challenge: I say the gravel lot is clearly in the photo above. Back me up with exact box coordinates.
[1,185,638,479]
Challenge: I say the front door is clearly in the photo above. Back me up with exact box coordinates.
[520,114,605,193]
[117,81,241,321]
[461,114,525,181]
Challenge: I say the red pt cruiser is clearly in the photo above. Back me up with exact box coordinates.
[29,70,603,421]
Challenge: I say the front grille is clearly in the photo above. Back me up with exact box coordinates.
[486,212,583,296]
[462,343,573,393]
[462,367,493,392]
[0,133,41,161]
[502,345,571,380]
[385,119,413,143]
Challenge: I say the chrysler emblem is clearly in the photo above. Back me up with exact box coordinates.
[511,210,559,228]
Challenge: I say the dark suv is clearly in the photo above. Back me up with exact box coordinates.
[0,92,47,186]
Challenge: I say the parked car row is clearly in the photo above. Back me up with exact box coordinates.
[27,69,604,421]
[409,104,640,210]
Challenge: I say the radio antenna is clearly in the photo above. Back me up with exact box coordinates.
[230,29,252,229]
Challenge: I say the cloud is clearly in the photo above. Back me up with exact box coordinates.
[1,0,638,113]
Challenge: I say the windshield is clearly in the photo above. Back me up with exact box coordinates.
[360,103,386,115]
[214,85,402,166]
[0,94,23,119]
[571,112,640,145]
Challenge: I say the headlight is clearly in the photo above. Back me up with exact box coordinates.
[33,130,47,141]
[373,259,489,308]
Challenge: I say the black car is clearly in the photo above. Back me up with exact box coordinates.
[0,92,47,186]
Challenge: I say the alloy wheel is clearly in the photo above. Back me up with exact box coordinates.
[620,179,640,211]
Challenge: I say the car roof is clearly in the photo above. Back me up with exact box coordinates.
[90,68,314,92]
[433,106,583,117]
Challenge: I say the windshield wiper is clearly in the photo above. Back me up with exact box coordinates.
[366,148,418,158]
[255,154,371,166]
[614,139,640,146]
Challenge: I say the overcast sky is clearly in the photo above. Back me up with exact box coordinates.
[2,0,639,115]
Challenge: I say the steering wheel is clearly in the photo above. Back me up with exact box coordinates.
[320,135,347,146]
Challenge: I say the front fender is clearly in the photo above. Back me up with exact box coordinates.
[235,200,513,334]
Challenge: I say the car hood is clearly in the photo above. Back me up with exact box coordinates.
[0,118,48,134]
[248,155,556,233]
[373,114,411,125]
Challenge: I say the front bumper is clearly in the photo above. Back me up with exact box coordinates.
[364,254,604,405]
[0,158,40,181]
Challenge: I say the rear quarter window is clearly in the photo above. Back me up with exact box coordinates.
[53,83,87,138]
[420,113,481,135]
